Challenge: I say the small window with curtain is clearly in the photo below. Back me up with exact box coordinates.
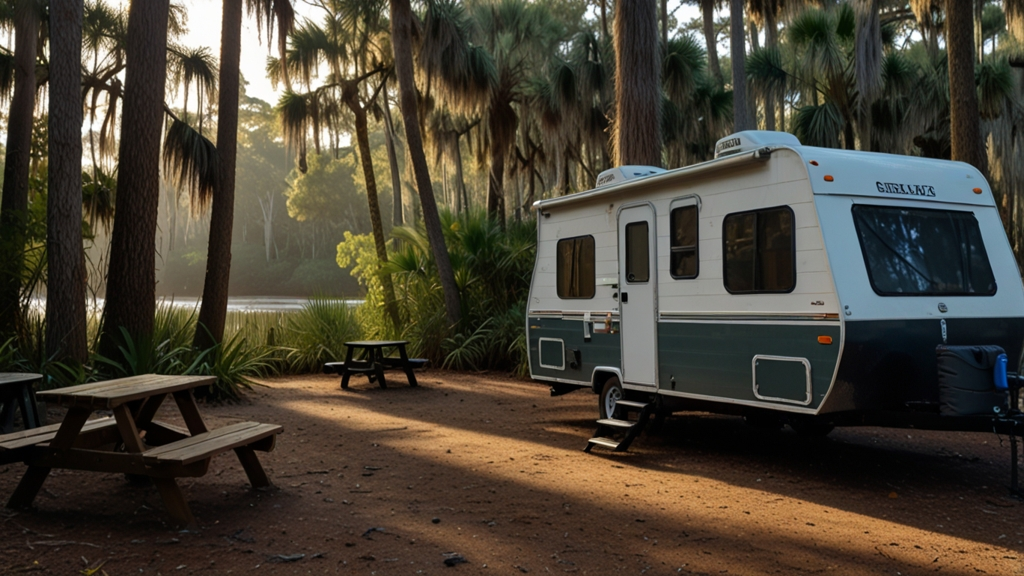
[556,235,596,299]
[670,204,698,278]
[723,206,795,294]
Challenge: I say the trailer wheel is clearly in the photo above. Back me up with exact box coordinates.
[789,417,834,438]
[599,377,623,419]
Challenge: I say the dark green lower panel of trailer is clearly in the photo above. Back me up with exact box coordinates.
[528,317,621,384]
[657,321,841,411]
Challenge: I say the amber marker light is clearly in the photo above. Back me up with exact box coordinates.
[809,160,819,166]
[824,175,834,182]
[973,187,983,194]
[818,336,833,345]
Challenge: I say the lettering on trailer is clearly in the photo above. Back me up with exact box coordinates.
[875,181,937,198]
[715,137,742,156]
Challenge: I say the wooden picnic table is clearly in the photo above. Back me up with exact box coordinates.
[0,373,43,433]
[0,374,282,526]
[326,340,424,389]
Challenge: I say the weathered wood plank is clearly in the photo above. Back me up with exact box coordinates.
[142,422,282,465]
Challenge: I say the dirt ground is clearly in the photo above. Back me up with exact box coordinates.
[1,371,1023,575]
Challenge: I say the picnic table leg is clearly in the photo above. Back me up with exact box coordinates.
[234,447,272,488]
[0,400,14,433]
[399,346,418,387]
[374,349,387,389]
[153,478,196,527]
[17,384,41,428]
[113,403,197,526]
[172,390,208,435]
[341,346,355,389]
[7,406,91,510]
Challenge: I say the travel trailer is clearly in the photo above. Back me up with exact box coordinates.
[526,131,1024,484]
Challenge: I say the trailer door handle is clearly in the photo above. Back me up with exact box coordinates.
[621,292,628,303]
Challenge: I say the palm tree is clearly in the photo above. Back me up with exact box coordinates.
[946,0,987,172]
[613,0,662,166]
[0,0,41,338]
[99,0,172,358]
[272,5,403,332]
[390,0,461,326]
[46,0,88,364]
[194,0,294,351]
[689,0,724,87]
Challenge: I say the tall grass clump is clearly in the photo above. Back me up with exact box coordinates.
[338,210,535,374]
[282,296,362,372]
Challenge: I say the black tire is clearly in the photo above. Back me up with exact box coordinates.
[599,377,624,419]
[789,417,834,438]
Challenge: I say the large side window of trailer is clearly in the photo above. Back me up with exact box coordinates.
[723,206,796,293]
[852,205,996,296]
[670,204,699,278]
[556,235,596,299]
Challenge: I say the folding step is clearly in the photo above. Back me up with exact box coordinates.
[584,401,654,454]
[595,418,634,430]
[584,437,620,452]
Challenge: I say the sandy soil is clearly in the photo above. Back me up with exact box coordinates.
[1,371,1023,575]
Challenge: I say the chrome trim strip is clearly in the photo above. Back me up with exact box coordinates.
[751,355,813,406]
[659,312,840,321]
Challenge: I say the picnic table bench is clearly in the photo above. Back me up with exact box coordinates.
[0,374,282,526]
[0,373,43,433]
[324,340,428,389]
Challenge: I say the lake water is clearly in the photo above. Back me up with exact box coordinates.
[30,296,363,313]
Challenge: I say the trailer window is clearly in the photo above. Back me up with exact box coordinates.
[723,206,795,293]
[852,205,996,296]
[625,222,650,283]
[670,205,698,278]
[556,235,596,299]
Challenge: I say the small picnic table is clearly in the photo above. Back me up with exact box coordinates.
[0,373,43,433]
[1,374,282,526]
[330,340,423,389]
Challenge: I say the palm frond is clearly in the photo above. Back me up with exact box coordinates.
[162,118,219,212]
[793,101,844,148]
[977,58,1014,120]
[663,34,706,103]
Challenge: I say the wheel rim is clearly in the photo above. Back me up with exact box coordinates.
[604,386,622,418]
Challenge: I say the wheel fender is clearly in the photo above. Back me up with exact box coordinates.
[591,368,623,394]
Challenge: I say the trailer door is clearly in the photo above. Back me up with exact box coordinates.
[618,204,658,388]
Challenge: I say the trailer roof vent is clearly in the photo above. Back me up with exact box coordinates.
[595,166,666,188]
[714,131,801,159]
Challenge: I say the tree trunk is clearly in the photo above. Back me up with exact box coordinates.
[702,0,723,88]
[946,0,987,173]
[730,0,753,132]
[194,0,242,351]
[346,90,402,332]
[452,137,467,213]
[764,9,777,132]
[488,144,505,222]
[600,0,609,41]
[46,0,88,364]
[614,0,662,166]
[381,83,403,227]
[99,0,170,358]
[0,1,40,338]
[390,0,461,327]
[660,0,668,48]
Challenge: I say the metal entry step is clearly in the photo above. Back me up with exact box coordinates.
[585,401,653,453]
